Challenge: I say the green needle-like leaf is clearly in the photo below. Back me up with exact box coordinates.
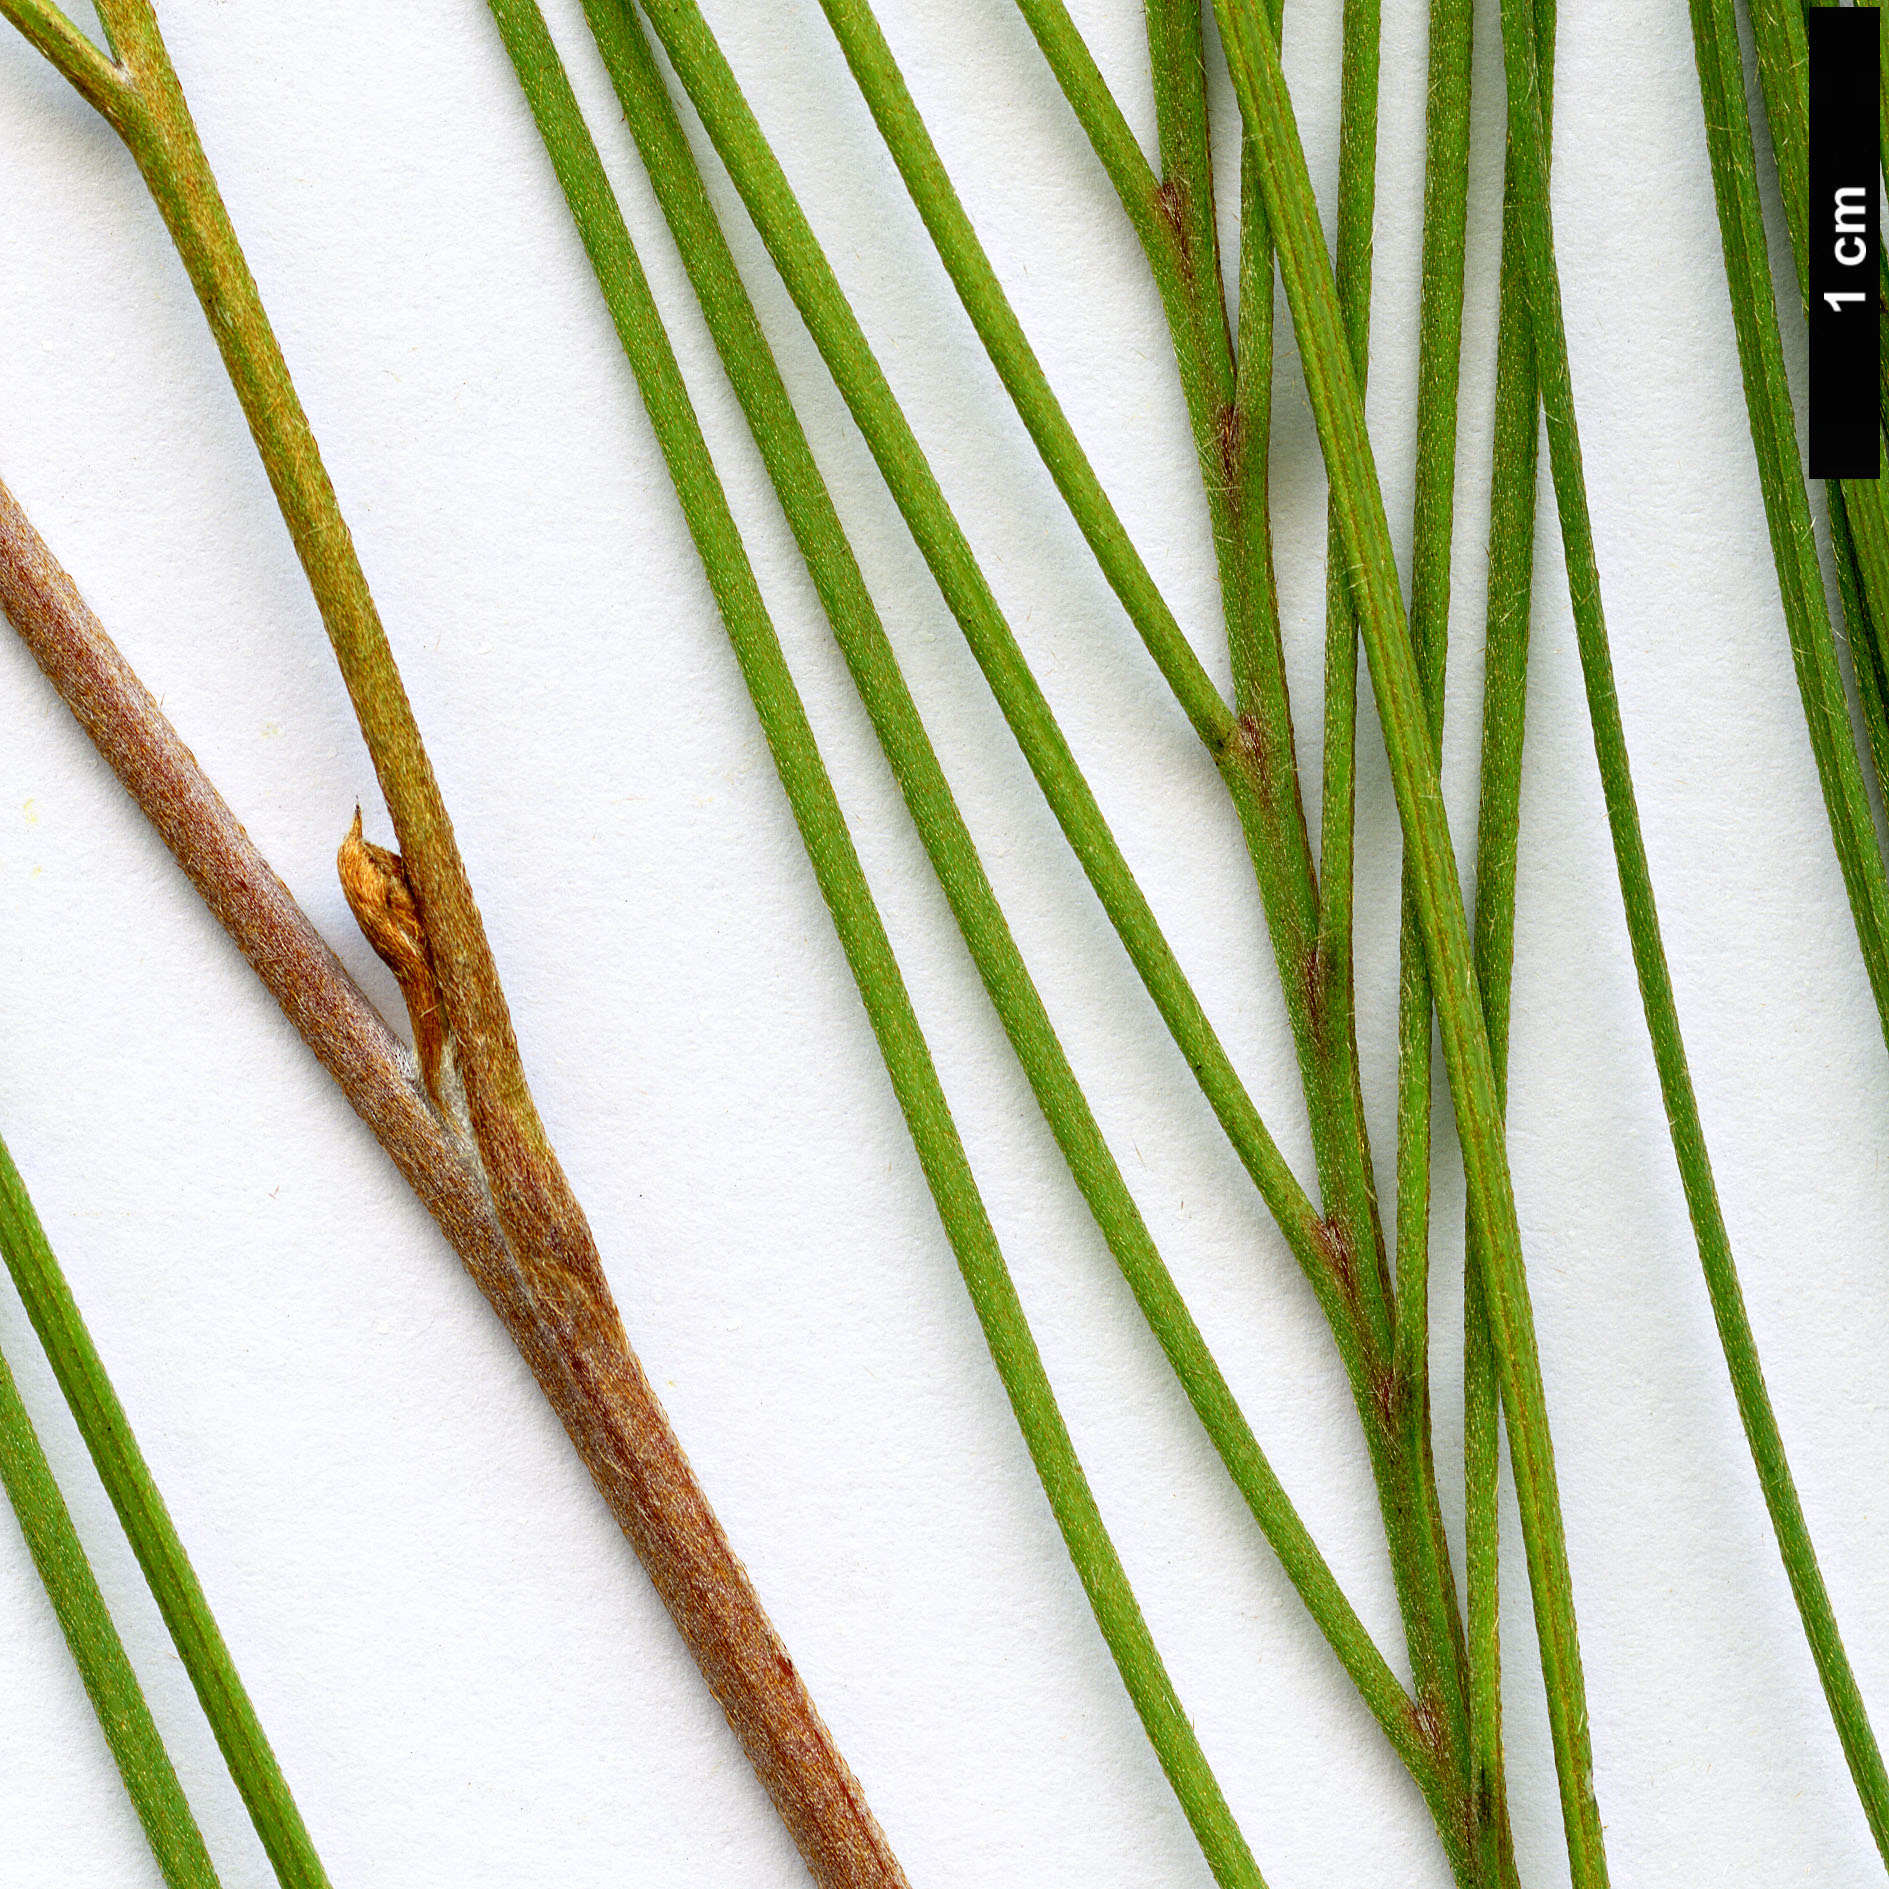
[1504,0,1889,1863]
[583,9,1501,1860]
[1387,0,1479,1840]
[1706,0,1889,1059]
[1677,0,1889,1853]
[812,0,1228,751]
[794,24,1495,1840]
[0,1326,220,1888]
[1311,0,1381,1278]
[1836,498,1889,812]
[575,0,1444,1780]
[0,1131,330,1889]
[596,29,1538,1875]
[1393,0,1474,1354]
[1463,6,1552,1878]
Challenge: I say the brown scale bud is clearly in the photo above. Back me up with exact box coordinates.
[338,806,450,1112]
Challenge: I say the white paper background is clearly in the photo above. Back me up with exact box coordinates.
[1,1,1885,1884]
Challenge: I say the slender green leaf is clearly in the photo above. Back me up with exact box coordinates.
[809,0,1227,750]
[1836,493,1889,812]
[1312,0,1381,1206]
[1463,0,1553,1876]
[1511,0,1889,1858]
[1676,0,1889,1851]
[1386,0,1480,1841]
[0,1324,220,1888]
[1001,1,1420,1368]
[0,1131,329,1888]
[579,3,1501,1867]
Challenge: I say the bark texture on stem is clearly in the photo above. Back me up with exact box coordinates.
[0,475,909,1889]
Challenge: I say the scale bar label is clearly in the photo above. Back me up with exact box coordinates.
[1809,6,1881,480]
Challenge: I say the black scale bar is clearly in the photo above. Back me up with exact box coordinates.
[1809,5,1881,481]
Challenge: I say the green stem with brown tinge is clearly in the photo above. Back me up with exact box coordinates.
[1008,0,1392,1351]
[1210,0,1609,1878]
[1313,0,1385,1333]
[793,5,1486,1868]
[0,8,911,1882]
[1386,0,1481,1843]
